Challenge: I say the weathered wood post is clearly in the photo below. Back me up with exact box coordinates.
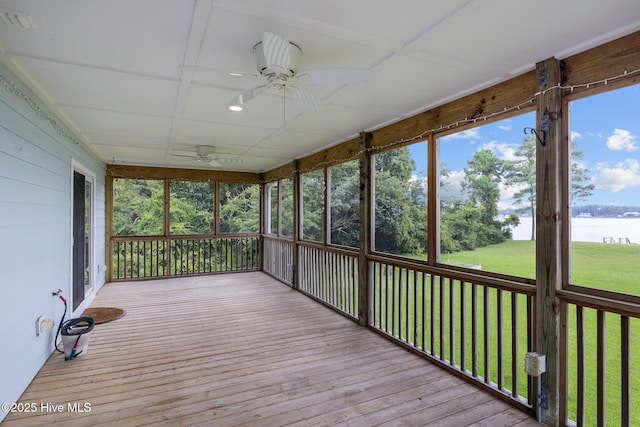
[292,159,300,290]
[358,131,373,326]
[535,57,562,425]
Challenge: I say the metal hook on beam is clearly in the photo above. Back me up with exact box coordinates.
[524,127,546,147]
[524,114,550,147]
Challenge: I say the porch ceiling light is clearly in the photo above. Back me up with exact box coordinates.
[228,98,243,112]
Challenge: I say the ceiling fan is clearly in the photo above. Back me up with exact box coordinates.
[185,32,369,112]
[170,145,223,167]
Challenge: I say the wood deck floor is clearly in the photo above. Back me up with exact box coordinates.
[4,273,541,426]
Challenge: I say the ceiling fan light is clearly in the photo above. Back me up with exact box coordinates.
[228,99,243,111]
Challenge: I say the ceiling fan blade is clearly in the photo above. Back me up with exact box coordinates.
[262,32,290,73]
[180,65,261,79]
[290,86,324,112]
[295,68,370,84]
[229,83,270,109]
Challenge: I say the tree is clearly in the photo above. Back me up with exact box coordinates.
[458,149,514,248]
[570,140,596,203]
[170,180,214,234]
[280,178,294,237]
[506,136,537,240]
[301,169,325,241]
[112,178,164,236]
[330,160,360,247]
[506,136,595,240]
[374,147,427,256]
[462,149,506,226]
[219,183,260,233]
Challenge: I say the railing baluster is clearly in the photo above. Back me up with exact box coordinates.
[621,315,630,427]
[597,310,606,427]
[377,262,382,330]
[576,305,585,426]
[413,270,418,347]
[422,272,427,352]
[449,277,455,366]
[392,265,397,337]
[440,275,445,361]
[484,286,490,384]
[497,289,504,390]
[129,241,133,278]
[405,268,410,343]
[460,281,466,372]
[511,292,519,398]
[399,266,403,338]
[472,283,478,377]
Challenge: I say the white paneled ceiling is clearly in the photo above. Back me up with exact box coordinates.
[1,0,639,172]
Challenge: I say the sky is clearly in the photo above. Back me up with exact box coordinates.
[408,82,640,210]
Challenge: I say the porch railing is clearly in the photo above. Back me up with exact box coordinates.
[262,235,295,286]
[560,291,640,426]
[368,255,536,412]
[111,235,260,280]
[297,242,359,319]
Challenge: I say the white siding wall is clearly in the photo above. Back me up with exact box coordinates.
[0,64,106,421]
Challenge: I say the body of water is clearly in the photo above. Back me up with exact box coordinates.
[511,216,640,243]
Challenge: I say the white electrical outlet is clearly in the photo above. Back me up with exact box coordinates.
[525,352,546,376]
[35,316,55,336]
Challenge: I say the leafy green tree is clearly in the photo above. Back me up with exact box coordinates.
[440,200,482,252]
[219,183,260,233]
[374,147,427,255]
[280,178,294,237]
[330,160,360,247]
[112,178,164,236]
[465,149,507,246]
[506,136,594,240]
[170,180,214,234]
[301,170,325,241]
[462,149,506,226]
[570,141,596,203]
[506,136,537,240]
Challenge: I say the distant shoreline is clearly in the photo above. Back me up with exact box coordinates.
[511,216,640,243]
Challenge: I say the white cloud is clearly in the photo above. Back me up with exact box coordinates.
[498,121,512,131]
[593,159,640,192]
[440,169,466,202]
[606,129,638,151]
[441,129,480,141]
[570,131,582,142]
[481,141,519,161]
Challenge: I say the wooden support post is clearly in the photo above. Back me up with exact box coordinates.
[105,174,113,283]
[259,173,266,273]
[358,132,373,326]
[535,57,562,425]
[292,160,300,290]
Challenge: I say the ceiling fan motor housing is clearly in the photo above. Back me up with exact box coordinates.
[253,41,301,77]
[195,145,215,159]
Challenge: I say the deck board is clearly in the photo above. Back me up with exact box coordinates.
[3,272,541,426]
